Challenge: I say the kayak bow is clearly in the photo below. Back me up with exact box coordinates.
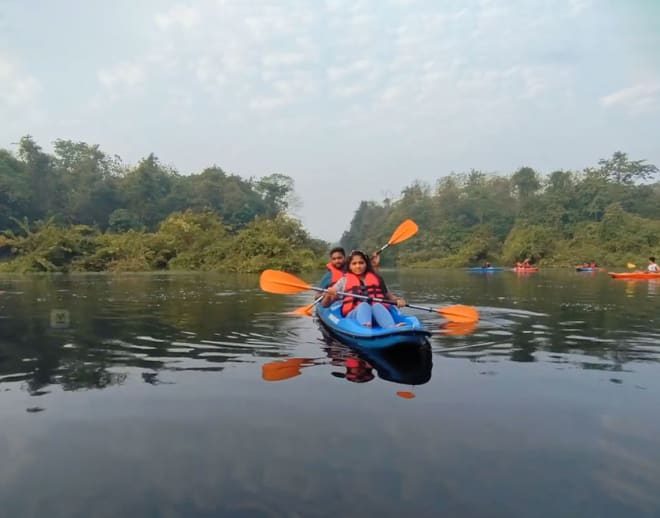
[316,302,431,350]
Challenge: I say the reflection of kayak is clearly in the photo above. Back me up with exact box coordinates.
[513,267,538,272]
[316,302,431,350]
[609,272,660,279]
[320,329,433,385]
[467,267,505,272]
[354,342,432,385]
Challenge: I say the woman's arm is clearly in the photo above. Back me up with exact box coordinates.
[322,277,346,306]
[379,277,406,307]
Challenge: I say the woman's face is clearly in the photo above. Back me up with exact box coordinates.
[348,255,367,275]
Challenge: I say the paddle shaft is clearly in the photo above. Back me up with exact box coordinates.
[376,242,390,255]
[318,287,405,308]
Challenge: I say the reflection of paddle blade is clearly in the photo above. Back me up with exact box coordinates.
[441,321,478,336]
[396,391,416,399]
[262,358,309,381]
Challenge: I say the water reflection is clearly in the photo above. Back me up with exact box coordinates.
[1,271,660,517]
[261,336,433,388]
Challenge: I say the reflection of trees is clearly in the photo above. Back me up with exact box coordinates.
[58,361,128,391]
[0,273,296,396]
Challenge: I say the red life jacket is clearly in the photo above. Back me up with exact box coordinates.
[326,262,344,285]
[341,271,386,316]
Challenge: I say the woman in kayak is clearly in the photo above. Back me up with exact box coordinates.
[321,250,406,328]
[649,257,659,273]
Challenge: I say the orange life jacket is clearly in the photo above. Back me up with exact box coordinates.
[326,262,344,285]
[341,271,386,316]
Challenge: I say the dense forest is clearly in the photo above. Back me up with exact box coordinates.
[0,136,326,272]
[341,152,660,267]
[1,136,658,272]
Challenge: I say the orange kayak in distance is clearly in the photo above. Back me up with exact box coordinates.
[609,272,660,279]
[513,267,539,272]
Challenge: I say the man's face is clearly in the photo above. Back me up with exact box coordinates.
[330,252,345,268]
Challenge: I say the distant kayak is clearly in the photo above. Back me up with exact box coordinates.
[513,267,538,272]
[467,267,505,272]
[609,272,660,280]
[316,302,431,350]
[575,267,600,272]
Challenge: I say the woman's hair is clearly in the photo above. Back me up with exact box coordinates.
[347,249,375,273]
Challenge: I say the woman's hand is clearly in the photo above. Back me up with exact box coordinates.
[394,297,406,308]
[322,287,337,307]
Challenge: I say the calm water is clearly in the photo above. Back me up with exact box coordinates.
[1,270,659,517]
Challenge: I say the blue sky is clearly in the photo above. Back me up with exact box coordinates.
[1,0,659,241]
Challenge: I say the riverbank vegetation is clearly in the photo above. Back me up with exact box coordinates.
[340,152,660,267]
[0,137,324,272]
[2,136,658,271]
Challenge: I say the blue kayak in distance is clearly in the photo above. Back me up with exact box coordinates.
[316,302,431,350]
[575,267,600,272]
[467,267,505,272]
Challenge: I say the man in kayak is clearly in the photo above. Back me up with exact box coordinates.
[321,250,406,328]
[649,257,659,273]
[319,247,346,289]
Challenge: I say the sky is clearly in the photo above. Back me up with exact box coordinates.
[1,0,659,241]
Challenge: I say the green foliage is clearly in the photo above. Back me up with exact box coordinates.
[501,225,558,263]
[0,219,98,272]
[0,136,299,239]
[342,152,659,268]
[0,211,324,273]
[220,214,321,272]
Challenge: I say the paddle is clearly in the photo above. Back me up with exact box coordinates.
[375,218,418,255]
[627,262,636,269]
[290,219,419,316]
[261,270,479,324]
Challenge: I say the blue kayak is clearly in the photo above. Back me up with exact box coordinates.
[316,302,431,350]
[576,267,598,272]
[467,267,505,272]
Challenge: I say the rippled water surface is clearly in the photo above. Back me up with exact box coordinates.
[1,270,659,517]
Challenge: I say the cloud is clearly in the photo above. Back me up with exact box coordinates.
[97,61,146,89]
[600,82,660,112]
[261,51,309,68]
[0,52,41,109]
[155,5,200,30]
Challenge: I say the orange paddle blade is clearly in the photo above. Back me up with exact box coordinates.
[388,219,418,246]
[437,304,479,324]
[259,270,314,294]
[290,302,315,316]
[396,391,416,399]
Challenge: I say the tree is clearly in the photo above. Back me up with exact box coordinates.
[255,173,296,218]
[596,151,659,185]
[17,135,62,219]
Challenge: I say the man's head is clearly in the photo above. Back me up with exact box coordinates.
[329,247,346,269]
